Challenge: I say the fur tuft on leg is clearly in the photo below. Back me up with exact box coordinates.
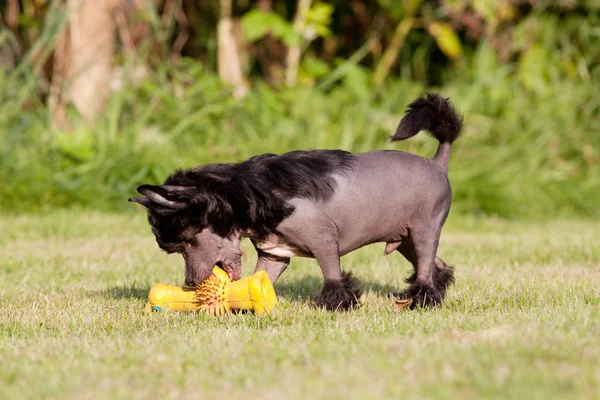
[434,264,455,297]
[314,271,363,311]
[398,281,442,310]
[404,261,454,299]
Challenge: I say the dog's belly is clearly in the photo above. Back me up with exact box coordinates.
[255,239,308,258]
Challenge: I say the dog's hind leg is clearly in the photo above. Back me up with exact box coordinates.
[312,242,363,311]
[395,236,418,284]
[395,227,448,309]
[396,238,455,298]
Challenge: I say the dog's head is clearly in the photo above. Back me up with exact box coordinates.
[129,183,243,286]
[129,157,321,286]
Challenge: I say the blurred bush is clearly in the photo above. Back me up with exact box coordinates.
[1,58,598,217]
[0,0,598,217]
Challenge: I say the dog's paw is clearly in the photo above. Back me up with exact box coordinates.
[314,271,363,311]
[398,281,442,310]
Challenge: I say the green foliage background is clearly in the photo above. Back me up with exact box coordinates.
[0,0,599,218]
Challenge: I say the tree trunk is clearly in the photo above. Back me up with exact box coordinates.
[217,0,247,98]
[49,0,149,127]
[68,0,115,121]
[285,0,312,87]
[49,0,118,126]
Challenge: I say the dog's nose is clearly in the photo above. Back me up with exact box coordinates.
[185,278,195,287]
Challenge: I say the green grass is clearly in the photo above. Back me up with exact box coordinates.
[1,211,599,399]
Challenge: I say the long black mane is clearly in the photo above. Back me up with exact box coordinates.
[150,150,355,243]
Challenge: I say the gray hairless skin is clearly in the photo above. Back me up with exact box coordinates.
[255,149,450,278]
[131,93,463,310]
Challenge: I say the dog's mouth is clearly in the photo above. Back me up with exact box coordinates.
[216,261,241,281]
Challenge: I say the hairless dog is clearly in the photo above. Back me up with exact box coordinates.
[130,93,463,310]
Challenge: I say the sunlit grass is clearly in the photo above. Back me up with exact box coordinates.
[1,211,599,399]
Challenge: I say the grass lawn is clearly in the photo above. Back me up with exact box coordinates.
[1,211,599,399]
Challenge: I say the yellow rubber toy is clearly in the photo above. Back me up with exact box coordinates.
[145,267,276,316]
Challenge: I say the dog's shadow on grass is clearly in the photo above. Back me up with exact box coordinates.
[90,278,398,304]
[90,285,150,300]
[274,276,398,303]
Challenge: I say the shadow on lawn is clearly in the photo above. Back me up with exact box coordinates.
[274,275,399,303]
[89,277,399,304]
[90,285,150,300]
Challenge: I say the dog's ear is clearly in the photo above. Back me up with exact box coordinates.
[128,197,152,208]
[135,184,192,210]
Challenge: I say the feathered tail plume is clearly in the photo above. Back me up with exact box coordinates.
[391,93,463,171]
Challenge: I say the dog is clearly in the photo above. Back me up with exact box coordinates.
[129,93,463,310]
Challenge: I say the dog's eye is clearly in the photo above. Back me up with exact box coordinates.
[186,237,197,246]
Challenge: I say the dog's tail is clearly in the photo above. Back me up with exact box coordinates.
[391,93,463,171]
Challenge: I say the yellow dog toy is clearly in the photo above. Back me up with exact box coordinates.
[145,267,276,316]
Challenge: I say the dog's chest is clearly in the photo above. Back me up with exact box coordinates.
[254,237,305,258]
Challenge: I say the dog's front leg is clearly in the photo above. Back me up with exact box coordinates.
[254,250,290,284]
[312,243,363,311]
